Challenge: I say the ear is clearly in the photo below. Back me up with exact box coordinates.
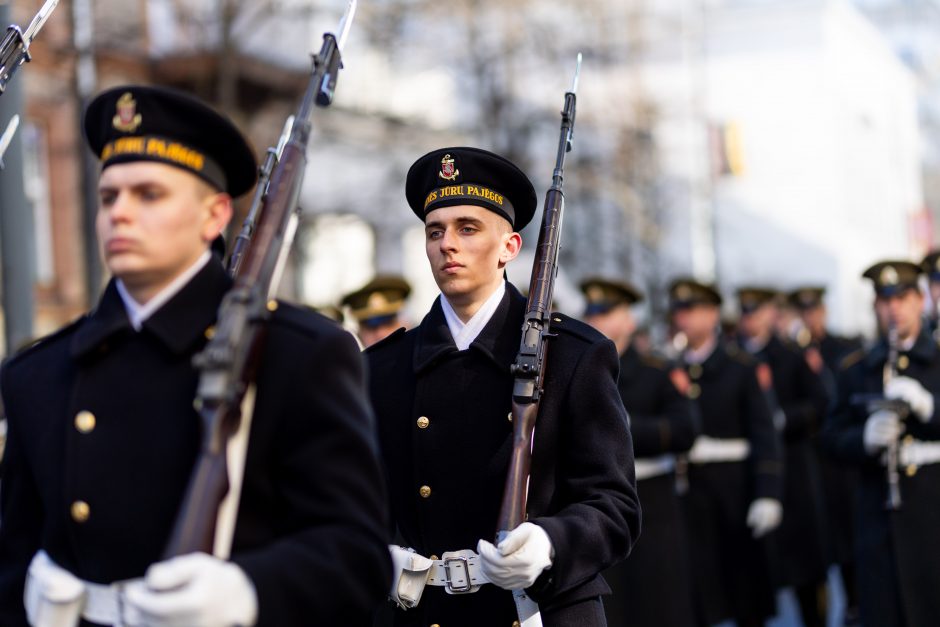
[499,231,522,266]
[201,193,234,243]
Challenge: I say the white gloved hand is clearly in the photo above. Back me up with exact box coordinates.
[885,376,935,422]
[125,553,258,627]
[477,522,554,590]
[863,409,903,455]
[746,498,782,538]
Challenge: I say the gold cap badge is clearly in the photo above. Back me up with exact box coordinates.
[112,92,142,133]
[880,265,899,286]
[438,154,459,181]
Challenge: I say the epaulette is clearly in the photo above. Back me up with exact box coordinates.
[548,313,604,344]
[839,348,865,371]
[4,315,86,366]
[364,326,407,354]
[268,300,331,338]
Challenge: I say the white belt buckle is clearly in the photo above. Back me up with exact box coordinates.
[443,555,472,594]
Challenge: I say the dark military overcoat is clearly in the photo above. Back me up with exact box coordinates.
[366,284,640,627]
[602,347,697,627]
[0,259,391,626]
[751,336,830,589]
[682,343,783,627]
[823,327,940,627]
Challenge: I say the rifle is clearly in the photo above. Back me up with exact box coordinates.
[850,319,905,510]
[0,113,17,168]
[495,53,581,626]
[0,0,60,94]
[163,0,357,558]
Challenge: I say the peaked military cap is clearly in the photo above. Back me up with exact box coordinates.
[668,278,722,309]
[736,286,778,314]
[862,260,922,297]
[341,275,411,328]
[405,147,537,230]
[579,277,643,316]
[920,250,940,281]
[84,85,258,197]
[788,286,826,310]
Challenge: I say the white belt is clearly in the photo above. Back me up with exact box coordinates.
[389,546,491,610]
[634,455,676,480]
[687,436,750,464]
[25,550,142,627]
[899,439,940,469]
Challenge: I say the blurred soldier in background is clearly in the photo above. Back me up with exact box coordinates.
[790,285,863,625]
[919,250,940,336]
[580,277,698,627]
[342,275,412,348]
[824,260,940,627]
[735,287,830,627]
[668,278,783,627]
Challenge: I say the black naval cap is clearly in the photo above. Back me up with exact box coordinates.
[341,275,411,328]
[405,147,538,230]
[84,85,258,198]
[788,286,826,310]
[579,277,643,316]
[668,278,722,310]
[736,286,778,314]
[920,250,940,282]
[862,260,922,297]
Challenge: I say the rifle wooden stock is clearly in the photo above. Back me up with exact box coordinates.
[163,12,353,557]
[496,63,579,540]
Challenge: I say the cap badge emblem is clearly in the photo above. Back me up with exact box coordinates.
[587,286,604,303]
[438,154,459,181]
[676,284,692,300]
[112,92,142,133]
[880,265,899,286]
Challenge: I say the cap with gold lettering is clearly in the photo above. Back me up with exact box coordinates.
[405,147,537,230]
[668,278,722,310]
[341,276,411,328]
[920,250,940,282]
[862,260,922,297]
[83,85,257,197]
[579,277,643,316]
[788,286,826,311]
[736,286,778,315]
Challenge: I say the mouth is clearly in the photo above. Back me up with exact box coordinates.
[441,262,463,274]
[104,237,136,255]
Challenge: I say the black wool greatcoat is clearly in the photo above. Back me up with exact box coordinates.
[366,284,640,627]
[602,347,698,627]
[682,343,783,627]
[0,259,391,626]
[823,327,940,627]
[749,336,830,589]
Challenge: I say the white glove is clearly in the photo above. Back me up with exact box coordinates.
[477,522,554,590]
[746,498,782,538]
[885,376,935,422]
[863,409,903,455]
[125,553,258,627]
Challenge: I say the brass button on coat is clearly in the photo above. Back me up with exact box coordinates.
[74,411,96,434]
[71,500,90,523]
[419,485,432,498]
[513,621,521,627]
[898,355,910,370]
[688,383,701,399]
[688,364,703,379]
[417,416,430,429]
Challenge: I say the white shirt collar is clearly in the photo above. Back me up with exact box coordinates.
[116,251,212,331]
[684,335,717,364]
[440,281,506,351]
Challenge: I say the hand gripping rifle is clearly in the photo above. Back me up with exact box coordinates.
[162,0,357,558]
[495,54,581,627]
[0,0,59,94]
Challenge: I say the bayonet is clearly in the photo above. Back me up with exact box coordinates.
[0,0,60,93]
[0,114,18,168]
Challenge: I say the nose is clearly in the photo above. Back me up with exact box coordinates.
[105,191,134,224]
[439,226,458,253]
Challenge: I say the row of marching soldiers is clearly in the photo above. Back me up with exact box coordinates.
[343,252,940,627]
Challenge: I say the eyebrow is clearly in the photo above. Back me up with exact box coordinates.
[425,216,485,230]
